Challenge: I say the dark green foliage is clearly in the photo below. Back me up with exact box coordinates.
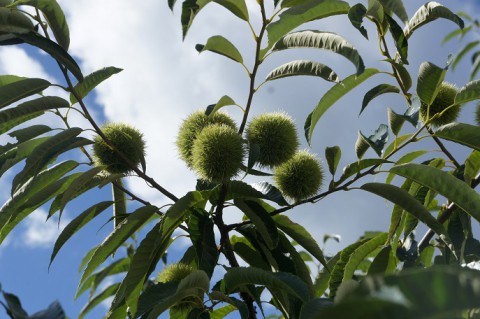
[419,82,461,127]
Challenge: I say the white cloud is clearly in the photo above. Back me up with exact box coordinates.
[20,209,70,248]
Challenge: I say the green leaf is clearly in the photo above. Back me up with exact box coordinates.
[8,124,51,143]
[465,150,480,186]
[79,205,159,286]
[79,283,120,319]
[266,60,339,83]
[455,79,480,105]
[223,267,311,302]
[111,178,127,229]
[435,122,480,151]
[235,199,279,250]
[205,95,236,116]
[442,25,472,45]
[451,40,480,71]
[0,7,33,34]
[50,201,113,269]
[386,14,408,64]
[404,2,464,39]
[416,61,446,106]
[212,0,248,21]
[16,32,83,81]
[2,291,28,318]
[313,252,340,297]
[273,214,328,268]
[250,181,289,206]
[0,78,50,110]
[211,305,236,319]
[368,245,396,275]
[70,66,123,104]
[208,291,249,319]
[325,145,341,175]
[336,158,391,185]
[388,59,412,91]
[378,0,408,23]
[385,150,429,184]
[272,30,364,75]
[360,84,400,115]
[12,0,70,49]
[354,131,369,159]
[136,270,209,319]
[343,232,388,281]
[387,108,405,136]
[180,0,211,39]
[348,3,368,39]
[360,124,389,157]
[305,68,380,144]
[390,163,480,221]
[0,96,69,134]
[211,181,287,206]
[162,191,205,235]
[11,127,88,193]
[232,237,270,270]
[361,182,452,247]
[260,0,350,58]
[196,35,243,63]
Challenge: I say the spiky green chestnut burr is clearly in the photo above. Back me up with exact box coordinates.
[420,82,461,127]
[274,150,323,202]
[176,111,237,168]
[246,112,299,167]
[92,122,145,174]
[156,263,198,313]
[191,124,244,182]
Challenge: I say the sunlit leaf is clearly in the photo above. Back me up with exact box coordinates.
[266,60,339,83]
[70,66,123,104]
[212,0,248,21]
[435,122,480,151]
[325,145,341,175]
[348,3,368,39]
[181,0,211,39]
[360,84,400,115]
[451,41,480,71]
[0,78,50,110]
[455,79,480,105]
[385,150,429,184]
[196,35,243,63]
[336,158,391,185]
[387,108,405,136]
[416,61,446,106]
[78,283,120,319]
[205,95,236,116]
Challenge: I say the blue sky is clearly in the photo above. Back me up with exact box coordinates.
[1,0,480,317]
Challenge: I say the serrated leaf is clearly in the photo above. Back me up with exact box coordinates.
[205,95,236,116]
[266,60,339,83]
[336,158,391,185]
[196,35,243,63]
[0,78,50,110]
[273,214,328,268]
[360,84,400,115]
[305,68,380,144]
[455,79,480,105]
[260,0,350,58]
[50,201,113,269]
[272,30,364,75]
[386,15,408,64]
[361,183,452,250]
[435,122,480,151]
[212,0,248,21]
[251,181,289,206]
[79,283,120,319]
[12,0,70,49]
[70,66,123,104]
[79,205,159,286]
[325,145,341,175]
[16,32,83,81]
[387,108,405,136]
[385,150,429,184]
[404,2,464,39]
[224,267,311,302]
[343,232,388,281]
[348,3,368,39]
[416,61,446,106]
[235,199,279,250]
[390,163,480,223]
[378,0,408,23]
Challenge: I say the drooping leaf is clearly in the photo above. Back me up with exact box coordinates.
[180,0,211,39]
[325,145,341,175]
[387,108,405,136]
[355,131,369,159]
[16,32,83,81]
[378,0,408,23]
[0,78,50,110]
[260,0,350,58]
[360,84,400,115]
[272,30,364,75]
[223,267,311,302]
[79,205,159,285]
[235,199,279,250]
[266,60,339,83]
[336,158,391,185]
[205,95,236,116]
[70,66,123,104]
[435,122,480,151]
[212,0,248,21]
[343,232,388,281]
[404,2,464,39]
[196,35,243,63]
[455,79,480,105]
[348,3,368,39]
[273,214,328,268]
[78,283,120,319]
[390,163,480,222]
[305,68,380,144]
[360,183,452,248]
[416,61,446,106]
[50,201,113,269]
[386,14,408,64]
[12,0,70,49]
